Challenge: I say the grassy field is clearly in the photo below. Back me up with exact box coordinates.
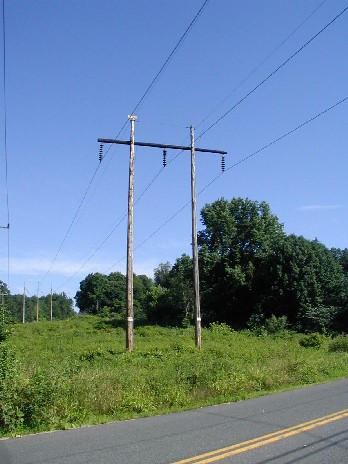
[1,316,348,436]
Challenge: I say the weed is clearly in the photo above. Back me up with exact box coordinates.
[328,336,348,352]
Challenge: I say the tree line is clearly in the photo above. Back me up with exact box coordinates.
[74,197,348,334]
[0,281,75,322]
[3,198,348,332]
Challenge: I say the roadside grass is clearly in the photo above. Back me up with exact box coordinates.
[1,316,347,436]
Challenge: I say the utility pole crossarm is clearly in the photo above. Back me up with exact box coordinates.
[98,138,227,155]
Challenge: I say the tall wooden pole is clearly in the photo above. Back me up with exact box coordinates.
[190,126,202,350]
[126,115,137,351]
[50,285,53,321]
[99,124,226,351]
[36,282,40,322]
[22,283,26,323]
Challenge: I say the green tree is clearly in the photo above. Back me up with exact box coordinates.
[154,262,172,288]
[254,235,346,332]
[147,255,194,326]
[75,272,155,320]
[75,272,125,315]
[331,248,348,273]
[198,197,285,326]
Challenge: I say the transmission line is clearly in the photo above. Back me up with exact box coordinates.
[52,3,346,292]
[42,1,210,287]
[121,0,344,213]
[105,95,348,270]
[198,4,348,140]
[196,0,328,131]
[1,0,10,286]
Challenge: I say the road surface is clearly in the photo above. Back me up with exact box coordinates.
[1,378,347,463]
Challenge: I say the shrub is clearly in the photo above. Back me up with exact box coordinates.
[264,315,288,334]
[328,336,348,352]
[299,333,325,348]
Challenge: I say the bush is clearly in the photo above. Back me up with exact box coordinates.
[264,315,288,334]
[0,344,24,432]
[328,336,348,352]
[299,333,325,348]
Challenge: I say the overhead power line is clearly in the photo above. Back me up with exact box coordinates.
[198,4,348,140]
[112,0,346,223]
[52,4,346,294]
[109,95,348,266]
[59,94,347,293]
[42,1,210,287]
[196,0,328,131]
[1,0,10,287]
[100,0,211,163]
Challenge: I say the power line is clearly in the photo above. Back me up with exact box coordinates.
[42,1,210,286]
[66,95,347,291]
[99,0,211,163]
[119,0,344,220]
[196,0,328,131]
[130,0,211,117]
[198,4,348,140]
[1,0,10,287]
[113,96,348,265]
[51,4,347,293]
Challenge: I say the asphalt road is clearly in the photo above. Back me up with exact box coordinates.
[1,378,348,464]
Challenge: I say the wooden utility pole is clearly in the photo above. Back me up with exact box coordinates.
[22,283,26,323]
[50,285,53,321]
[36,282,40,322]
[190,126,202,350]
[126,115,137,351]
[98,123,226,351]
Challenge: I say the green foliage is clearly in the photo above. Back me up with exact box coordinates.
[75,272,155,320]
[247,314,289,336]
[299,333,326,349]
[1,317,348,437]
[148,255,194,326]
[330,248,348,273]
[328,336,348,352]
[264,315,288,334]
[198,197,285,326]
[4,291,74,323]
[0,344,25,432]
[252,236,346,331]
[296,305,336,334]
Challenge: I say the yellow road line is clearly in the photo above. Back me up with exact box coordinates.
[172,408,348,463]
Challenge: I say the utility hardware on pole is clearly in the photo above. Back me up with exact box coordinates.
[98,122,226,351]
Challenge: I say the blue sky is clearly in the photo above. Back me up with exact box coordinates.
[0,0,347,303]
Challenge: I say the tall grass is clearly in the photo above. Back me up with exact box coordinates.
[1,316,348,436]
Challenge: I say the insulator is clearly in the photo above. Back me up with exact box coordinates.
[221,155,225,173]
[163,149,167,167]
[99,143,103,162]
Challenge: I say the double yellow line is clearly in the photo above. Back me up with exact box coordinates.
[173,408,348,463]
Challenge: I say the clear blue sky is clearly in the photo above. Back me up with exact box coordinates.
[1,0,347,303]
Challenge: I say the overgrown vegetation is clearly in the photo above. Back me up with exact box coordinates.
[1,316,348,437]
[72,198,348,334]
[2,197,348,436]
